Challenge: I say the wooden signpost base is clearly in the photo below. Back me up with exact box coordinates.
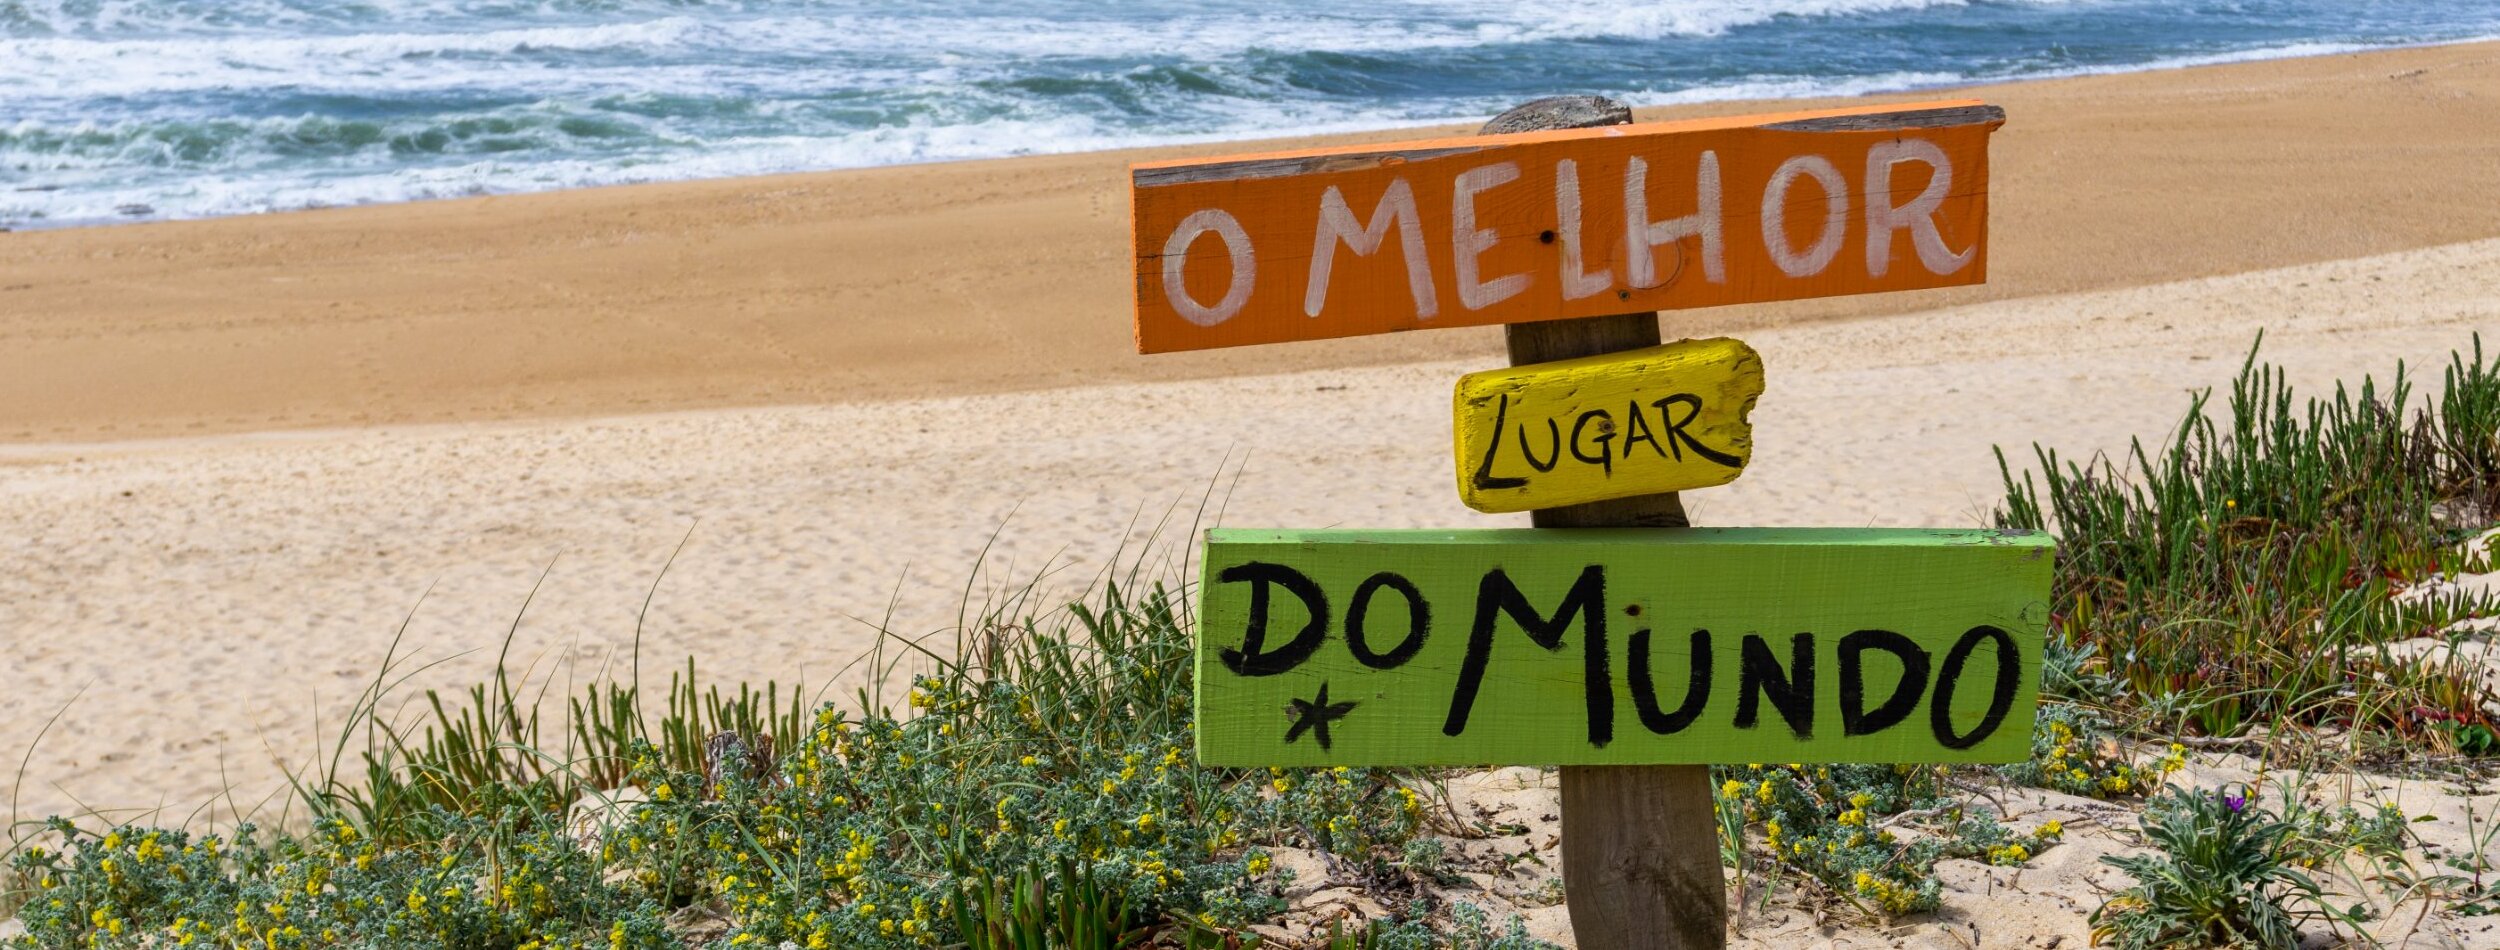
[1486,98,1726,950]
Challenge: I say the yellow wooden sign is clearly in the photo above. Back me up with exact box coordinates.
[1454,337,1763,513]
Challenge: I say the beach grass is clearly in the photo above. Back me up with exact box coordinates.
[1,552,1519,947]
[3,334,2496,948]
[1998,334,2500,753]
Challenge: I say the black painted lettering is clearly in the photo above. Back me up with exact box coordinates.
[1621,399,1664,459]
[1651,393,1745,468]
[1346,572,1429,670]
[1569,409,1616,475]
[1215,562,1330,677]
[1931,625,2020,750]
[1735,632,1815,738]
[1444,566,1612,746]
[1838,629,1930,737]
[1629,627,1711,735]
[1516,418,1562,473]
[1469,393,1529,491]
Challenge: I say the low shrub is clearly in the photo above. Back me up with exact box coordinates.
[1712,762,2065,917]
[2091,785,2357,949]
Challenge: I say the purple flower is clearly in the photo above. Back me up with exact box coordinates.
[2224,792,2247,813]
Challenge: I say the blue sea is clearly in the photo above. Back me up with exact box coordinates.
[4,0,2496,229]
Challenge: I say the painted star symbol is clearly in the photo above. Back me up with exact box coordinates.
[1284,682,1358,751]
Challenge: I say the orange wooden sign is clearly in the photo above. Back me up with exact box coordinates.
[1129,101,2001,354]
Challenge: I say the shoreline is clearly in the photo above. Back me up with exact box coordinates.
[5,41,2500,447]
[10,33,2496,236]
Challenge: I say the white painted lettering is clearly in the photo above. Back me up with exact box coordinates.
[1305,179,1437,320]
[1162,208,1257,327]
[1624,151,1724,289]
[1864,138,1972,278]
[1452,162,1530,311]
[1554,159,1612,300]
[1761,154,1848,279]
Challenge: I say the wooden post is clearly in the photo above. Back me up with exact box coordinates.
[1481,96,1726,950]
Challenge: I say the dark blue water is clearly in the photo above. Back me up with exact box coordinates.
[3,0,2495,227]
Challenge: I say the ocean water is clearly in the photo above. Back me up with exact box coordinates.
[3,0,2496,228]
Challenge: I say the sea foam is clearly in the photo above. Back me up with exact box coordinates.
[3,0,2496,228]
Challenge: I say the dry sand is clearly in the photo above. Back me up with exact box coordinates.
[2,232,2491,837]
[4,41,2500,946]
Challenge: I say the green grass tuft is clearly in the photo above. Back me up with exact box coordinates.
[3,571,1499,948]
[1996,334,2500,748]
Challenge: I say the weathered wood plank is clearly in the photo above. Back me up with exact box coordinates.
[1762,103,2007,133]
[1455,337,1764,513]
[1193,527,2054,767]
[1129,99,2002,353]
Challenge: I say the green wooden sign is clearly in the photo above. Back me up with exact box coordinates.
[1194,527,2053,767]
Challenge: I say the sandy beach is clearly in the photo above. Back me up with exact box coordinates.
[3,42,2499,443]
[4,229,2492,830]
[4,39,2500,946]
